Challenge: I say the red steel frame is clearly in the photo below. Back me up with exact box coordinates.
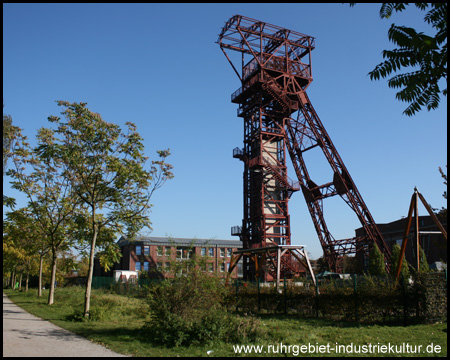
[218,15,391,277]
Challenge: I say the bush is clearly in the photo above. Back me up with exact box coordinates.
[143,258,267,347]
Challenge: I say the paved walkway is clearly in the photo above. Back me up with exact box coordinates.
[3,292,128,357]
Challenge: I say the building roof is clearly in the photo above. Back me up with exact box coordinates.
[117,236,243,248]
[355,215,447,237]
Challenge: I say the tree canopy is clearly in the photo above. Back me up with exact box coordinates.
[7,125,80,304]
[368,242,386,276]
[352,3,447,116]
[44,100,173,317]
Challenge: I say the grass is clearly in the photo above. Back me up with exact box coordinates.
[3,287,447,357]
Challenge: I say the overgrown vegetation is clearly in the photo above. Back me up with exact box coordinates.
[232,272,447,325]
[142,254,267,347]
[4,286,447,357]
[3,100,173,315]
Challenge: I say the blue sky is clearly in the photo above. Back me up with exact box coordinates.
[3,3,447,259]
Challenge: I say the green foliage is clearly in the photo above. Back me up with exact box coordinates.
[418,245,430,273]
[315,256,330,273]
[437,166,447,217]
[368,243,386,276]
[42,100,173,317]
[234,272,447,324]
[3,104,20,175]
[4,285,447,357]
[143,260,266,347]
[6,122,81,304]
[46,100,173,238]
[353,3,447,116]
[390,243,410,279]
[413,272,447,323]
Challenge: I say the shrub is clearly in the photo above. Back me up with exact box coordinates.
[143,258,267,347]
[368,243,386,276]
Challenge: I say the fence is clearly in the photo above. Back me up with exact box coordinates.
[229,272,447,325]
[76,276,161,297]
[87,272,446,324]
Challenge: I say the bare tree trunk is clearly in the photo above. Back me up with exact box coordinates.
[18,273,22,291]
[84,216,98,318]
[48,253,57,305]
[38,255,44,297]
[25,271,29,292]
[11,270,15,290]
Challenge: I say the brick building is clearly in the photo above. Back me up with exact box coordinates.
[94,236,243,279]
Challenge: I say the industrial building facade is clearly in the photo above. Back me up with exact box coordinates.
[356,215,447,271]
[94,237,243,279]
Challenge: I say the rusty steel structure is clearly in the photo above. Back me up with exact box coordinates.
[395,188,447,283]
[218,15,391,280]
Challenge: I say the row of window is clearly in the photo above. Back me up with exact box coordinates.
[135,261,232,273]
[135,245,235,258]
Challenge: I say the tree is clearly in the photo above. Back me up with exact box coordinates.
[316,255,330,273]
[3,104,20,209]
[368,243,386,276]
[45,101,173,318]
[3,104,15,174]
[7,126,80,304]
[418,244,429,273]
[352,3,447,116]
[390,243,410,279]
[437,165,447,218]
[341,254,358,274]
[4,207,50,294]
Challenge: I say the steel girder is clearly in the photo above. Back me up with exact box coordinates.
[218,15,391,276]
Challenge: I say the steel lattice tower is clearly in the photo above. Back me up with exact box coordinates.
[218,15,390,279]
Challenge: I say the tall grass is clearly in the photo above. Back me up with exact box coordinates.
[4,285,447,357]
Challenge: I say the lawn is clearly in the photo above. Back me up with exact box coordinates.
[3,287,447,357]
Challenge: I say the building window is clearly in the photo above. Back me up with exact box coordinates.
[227,248,232,257]
[144,246,150,256]
[220,262,225,272]
[143,261,149,271]
[208,248,214,257]
[165,247,171,257]
[177,247,192,259]
[157,246,163,256]
[136,245,142,256]
[237,262,243,277]
[220,248,225,258]
[208,263,214,272]
[201,248,207,256]
[135,261,141,271]
[165,262,171,272]
[157,262,162,270]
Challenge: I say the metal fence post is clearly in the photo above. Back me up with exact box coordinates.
[315,276,319,318]
[354,275,358,322]
[235,279,239,313]
[257,276,261,313]
[401,275,407,326]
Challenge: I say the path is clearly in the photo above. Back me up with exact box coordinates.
[3,292,129,357]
